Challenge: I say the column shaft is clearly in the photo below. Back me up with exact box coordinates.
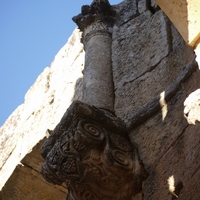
[83,30,114,110]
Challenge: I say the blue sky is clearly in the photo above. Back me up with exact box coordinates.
[0,0,121,126]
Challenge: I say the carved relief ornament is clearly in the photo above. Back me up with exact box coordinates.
[41,101,147,200]
[72,0,116,43]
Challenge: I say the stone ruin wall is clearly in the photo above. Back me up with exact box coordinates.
[113,1,200,200]
[0,29,84,199]
[0,0,200,199]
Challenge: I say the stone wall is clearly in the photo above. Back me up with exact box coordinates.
[0,29,84,199]
[0,0,200,199]
[112,0,200,199]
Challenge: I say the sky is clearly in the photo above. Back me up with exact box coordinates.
[0,0,122,126]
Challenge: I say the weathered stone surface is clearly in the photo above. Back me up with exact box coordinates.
[0,105,24,170]
[0,28,84,196]
[1,164,67,200]
[127,57,197,130]
[20,137,49,175]
[156,0,200,47]
[115,0,138,26]
[1,0,200,199]
[130,64,200,199]
[83,32,114,110]
[113,10,169,89]
[41,101,147,199]
[73,0,115,111]
[113,9,194,124]
[184,88,200,124]
[137,0,148,14]
[154,124,200,200]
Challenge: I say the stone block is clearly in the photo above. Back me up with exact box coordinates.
[113,10,170,90]
[115,0,139,26]
[142,124,200,199]
[129,68,200,199]
[138,0,148,14]
[156,0,200,46]
[113,10,194,124]
[0,105,24,170]
[0,165,67,200]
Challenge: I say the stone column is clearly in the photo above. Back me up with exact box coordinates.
[72,0,115,111]
[40,1,147,199]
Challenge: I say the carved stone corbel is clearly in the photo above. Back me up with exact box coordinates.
[40,1,147,199]
[41,101,146,199]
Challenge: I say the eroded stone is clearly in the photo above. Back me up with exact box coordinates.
[184,88,200,124]
[41,101,147,200]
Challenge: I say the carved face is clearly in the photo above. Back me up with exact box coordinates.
[41,101,146,200]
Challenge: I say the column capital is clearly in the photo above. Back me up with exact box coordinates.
[72,0,116,38]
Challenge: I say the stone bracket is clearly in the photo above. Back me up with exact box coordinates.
[41,101,147,199]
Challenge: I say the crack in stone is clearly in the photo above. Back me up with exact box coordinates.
[127,56,197,131]
[20,162,68,191]
[154,124,189,169]
[122,59,162,87]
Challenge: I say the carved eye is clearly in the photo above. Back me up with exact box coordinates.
[107,149,133,170]
[77,120,105,146]
[84,123,101,136]
[81,190,97,200]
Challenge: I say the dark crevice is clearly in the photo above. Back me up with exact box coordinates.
[165,15,173,53]
[20,162,39,173]
[116,13,140,27]
[146,0,160,14]
[190,164,200,181]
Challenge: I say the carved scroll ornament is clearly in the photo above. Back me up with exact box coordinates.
[41,101,147,200]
